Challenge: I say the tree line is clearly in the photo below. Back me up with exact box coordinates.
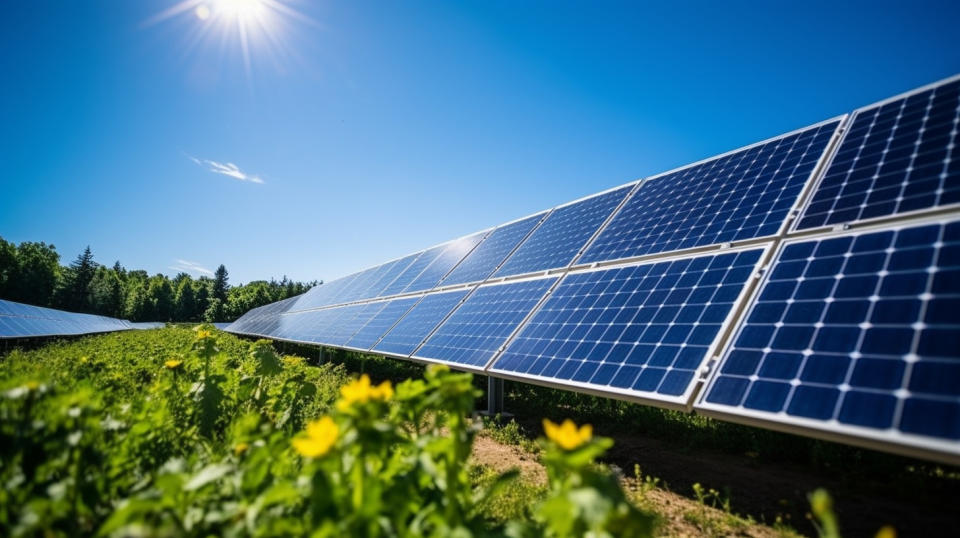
[0,237,317,322]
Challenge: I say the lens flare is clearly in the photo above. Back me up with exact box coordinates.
[148,0,314,81]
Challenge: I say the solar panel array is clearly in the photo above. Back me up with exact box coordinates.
[0,299,135,339]
[227,74,960,464]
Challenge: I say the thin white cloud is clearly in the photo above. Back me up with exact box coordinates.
[189,156,265,184]
[169,259,215,276]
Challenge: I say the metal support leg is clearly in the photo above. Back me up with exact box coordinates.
[485,376,507,417]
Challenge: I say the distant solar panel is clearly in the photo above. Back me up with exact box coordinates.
[373,290,470,357]
[290,272,361,312]
[225,295,301,335]
[580,120,841,264]
[415,277,557,369]
[324,301,389,346]
[379,246,448,297]
[491,248,765,407]
[798,77,960,230]
[494,185,635,278]
[0,299,133,339]
[365,253,421,298]
[698,218,960,459]
[402,232,487,293]
[346,296,419,350]
[441,213,546,286]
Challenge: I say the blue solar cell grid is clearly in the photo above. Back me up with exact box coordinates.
[366,253,421,298]
[374,290,469,357]
[700,219,960,445]
[379,247,447,297]
[491,248,765,404]
[416,277,557,368]
[798,78,960,230]
[581,121,840,264]
[345,297,419,350]
[403,232,487,294]
[442,214,546,286]
[322,301,389,346]
[494,185,634,278]
[290,272,361,312]
[0,299,134,339]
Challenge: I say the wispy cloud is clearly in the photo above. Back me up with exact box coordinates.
[189,156,264,184]
[169,259,215,276]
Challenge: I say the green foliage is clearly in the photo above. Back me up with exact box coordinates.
[0,235,315,322]
[0,329,654,537]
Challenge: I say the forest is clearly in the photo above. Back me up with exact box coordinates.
[0,237,316,322]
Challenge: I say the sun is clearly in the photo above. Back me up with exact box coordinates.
[204,0,267,24]
[149,0,313,79]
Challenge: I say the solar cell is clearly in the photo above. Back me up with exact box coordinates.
[491,248,765,406]
[494,185,635,278]
[580,120,841,264]
[373,290,470,357]
[346,296,419,350]
[441,213,546,286]
[402,232,487,293]
[698,218,960,459]
[798,77,960,230]
[415,277,557,368]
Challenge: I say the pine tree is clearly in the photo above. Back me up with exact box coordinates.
[212,265,229,304]
[65,246,97,311]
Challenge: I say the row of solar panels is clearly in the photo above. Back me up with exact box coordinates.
[0,299,164,339]
[227,74,960,464]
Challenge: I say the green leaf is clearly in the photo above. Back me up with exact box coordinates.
[184,463,234,491]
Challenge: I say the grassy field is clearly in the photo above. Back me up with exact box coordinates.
[1,328,956,536]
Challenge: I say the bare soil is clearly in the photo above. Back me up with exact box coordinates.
[471,433,794,537]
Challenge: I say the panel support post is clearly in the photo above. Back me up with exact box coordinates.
[485,376,507,417]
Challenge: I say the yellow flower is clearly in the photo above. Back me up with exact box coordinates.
[80,356,90,364]
[164,359,183,370]
[292,416,339,458]
[542,418,592,450]
[25,380,41,392]
[196,330,213,340]
[336,374,393,411]
[234,442,250,456]
[875,526,897,538]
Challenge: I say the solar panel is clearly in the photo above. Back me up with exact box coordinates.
[441,213,546,286]
[0,299,134,339]
[322,301,389,346]
[225,295,301,335]
[345,296,420,350]
[365,253,422,298]
[402,232,487,294]
[490,248,766,407]
[373,290,470,357]
[797,77,960,231]
[379,246,447,297]
[580,120,842,264]
[697,218,960,461]
[494,185,635,278]
[414,277,557,369]
[290,272,361,311]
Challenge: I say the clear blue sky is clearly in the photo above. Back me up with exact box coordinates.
[1,1,958,285]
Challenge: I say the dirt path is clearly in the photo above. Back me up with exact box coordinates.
[471,433,793,537]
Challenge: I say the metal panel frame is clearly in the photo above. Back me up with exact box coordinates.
[695,212,960,466]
